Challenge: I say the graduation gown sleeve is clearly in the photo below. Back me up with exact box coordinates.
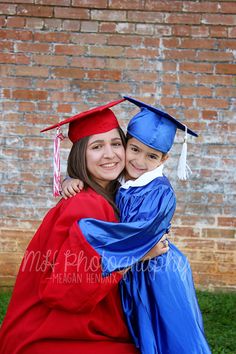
[78,179,176,275]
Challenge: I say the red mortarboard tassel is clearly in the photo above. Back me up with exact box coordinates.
[53,127,65,197]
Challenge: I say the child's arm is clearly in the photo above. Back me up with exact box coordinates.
[61,177,84,199]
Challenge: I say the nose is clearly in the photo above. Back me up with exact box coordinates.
[103,143,115,158]
[135,154,146,167]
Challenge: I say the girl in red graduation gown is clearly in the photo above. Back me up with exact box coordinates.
[0,100,141,354]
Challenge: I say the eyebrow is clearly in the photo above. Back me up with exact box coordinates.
[130,143,160,157]
[88,137,122,146]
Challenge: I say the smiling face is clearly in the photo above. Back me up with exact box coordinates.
[86,128,125,188]
[125,137,168,180]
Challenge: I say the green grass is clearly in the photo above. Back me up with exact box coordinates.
[0,289,235,353]
[197,290,236,354]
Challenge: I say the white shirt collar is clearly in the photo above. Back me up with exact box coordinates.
[120,164,164,190]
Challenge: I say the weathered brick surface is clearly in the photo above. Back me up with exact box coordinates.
[0,1,235,291]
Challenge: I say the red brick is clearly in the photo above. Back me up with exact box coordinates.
[197,51,233,62]
[216,64,236,74]
[62,19,81,31]
[14,66,49,77]
[36,79,70,90]
[108,34,142,46]
[228,27,236,38]
[34,32,70,43]
[35,0,70,5]
[162,62,177,71]
[166,13,201,24]
[99,22,116,33]
[172,25,191,37]
[87,70,121,81]
[6,16,25,27]
[202,14,236,26]
[215,87,236,97]
[128,11,164,23]
[183,2,218,13]
[0,16,6,27]
[105,82,133,93]
[16,42,51,53]
[44,19,62,30]
[72,0,108,7]
[108,0,144,10]
[0,29,33,40]
[57,104,72,113]
[71,33,107,45]
[71,57,105,68]
[143,37,161,47]
[218,217,236,228]
[179,86,212,97]
[1,77,31,88]
[56,7,90,20]
[17,5,53,17]
[153,26,171,38]
[179,62,213,73]
[0,4,16,15]
[195,98,229,109]
[25,17,44,29]
[210,26,228,38]
[18,102,36,111]
[105,58,127,69]
[54,44,85,55]
[198,74,233,85]
[191,26,209,38]
[37,102,53,111]
[0,53,30,65]
[219,2,236,14]
[216,240,236,251]
[164,49,196,60]
[89,46,124,57]
[81,21,98,32]
[218,39,236,50]
[160,97,193,108]
[162,38,180,48]
[92,9,127,21]
[180,38,215,49]
[12,90,48,100]
[125,47,158,58]
[145,0,182,11]
[33,54,68,66]
[201,111,218,120]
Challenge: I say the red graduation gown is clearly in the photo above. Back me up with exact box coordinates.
[0,188,139,354]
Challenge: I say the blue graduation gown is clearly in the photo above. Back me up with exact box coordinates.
[79,176,211,354]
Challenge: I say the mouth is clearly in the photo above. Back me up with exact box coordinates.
[129,162,146,173]
[100,162,119,170]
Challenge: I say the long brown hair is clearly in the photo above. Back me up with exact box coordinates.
[67,127,126,218]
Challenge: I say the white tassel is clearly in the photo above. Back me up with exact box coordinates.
[177,126,192,180]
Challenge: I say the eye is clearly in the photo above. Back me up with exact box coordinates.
[131,146,139,152]
[112,142,122,147]
[148,154,158,160]
[92,144,102,150]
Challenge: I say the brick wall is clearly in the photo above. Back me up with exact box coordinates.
[0,1,235,291]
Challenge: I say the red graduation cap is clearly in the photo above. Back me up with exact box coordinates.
[41,98,125,196]
[41,98,125,142]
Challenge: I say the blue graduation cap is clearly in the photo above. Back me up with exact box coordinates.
[124,96,198,180]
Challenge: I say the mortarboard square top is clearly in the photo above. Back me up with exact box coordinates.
[41,98,125,143]
[124,96,198,153]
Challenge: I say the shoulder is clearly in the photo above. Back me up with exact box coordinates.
[56,188,116,221]
[123,176,175,198]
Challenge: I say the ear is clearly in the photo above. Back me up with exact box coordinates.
[162,153,169,163]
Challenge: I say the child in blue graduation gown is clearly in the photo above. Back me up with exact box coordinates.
[66,97,211,354]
